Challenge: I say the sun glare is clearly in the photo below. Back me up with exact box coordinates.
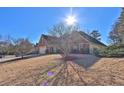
[65,15,77,25]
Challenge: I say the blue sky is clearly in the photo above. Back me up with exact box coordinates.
[0,7,122,44]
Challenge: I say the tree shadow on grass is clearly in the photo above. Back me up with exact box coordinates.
[41,61,89,86]
[0,54,101,86]
[39,54,101,86]
[70,54,101,69]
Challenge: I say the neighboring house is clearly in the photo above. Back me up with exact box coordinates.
[38,31,106,54]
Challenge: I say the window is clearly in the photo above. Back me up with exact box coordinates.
[79,43,84,48]
[79,43,89,54]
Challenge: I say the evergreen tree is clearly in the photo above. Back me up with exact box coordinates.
[109,8,124,45]
[109,21,121,45]
[117,8,124,44]
[90,30,101,41]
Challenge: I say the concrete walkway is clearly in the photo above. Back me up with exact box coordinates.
[0,55,21,63]
[0,54,40,63]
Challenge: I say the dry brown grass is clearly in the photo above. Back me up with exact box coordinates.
[0,54,124,86]
[0,54,62,85]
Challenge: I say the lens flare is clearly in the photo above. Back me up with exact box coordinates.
[65,15,77,25]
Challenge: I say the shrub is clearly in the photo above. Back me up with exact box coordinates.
[96,44,124,57]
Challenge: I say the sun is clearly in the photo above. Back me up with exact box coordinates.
[65,15,77,25]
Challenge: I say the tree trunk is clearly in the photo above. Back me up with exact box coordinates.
[21,54,24,59]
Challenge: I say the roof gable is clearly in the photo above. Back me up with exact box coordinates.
[79,31,106,46]
[39,31,106,47]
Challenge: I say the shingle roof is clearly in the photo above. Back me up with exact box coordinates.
[40,31,106,46]
[39,34,59,45]
[79,31,106,46]
[42,34,58,40]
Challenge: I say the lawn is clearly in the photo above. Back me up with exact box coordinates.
[0,54,124,86]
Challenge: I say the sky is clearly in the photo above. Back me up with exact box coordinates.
[0,7,122,45]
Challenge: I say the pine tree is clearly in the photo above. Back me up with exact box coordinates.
[109,21,121,45]
[90,30,101,41]
[117,8,124,44]
[109,8,124,44]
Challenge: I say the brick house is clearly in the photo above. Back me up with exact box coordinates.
[38,31,106,54]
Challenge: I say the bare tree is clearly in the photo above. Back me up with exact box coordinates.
[0,35,15,56]
[15,38,34,58]
[49,23,79,58]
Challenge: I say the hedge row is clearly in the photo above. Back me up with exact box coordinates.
[94,44,124,57]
